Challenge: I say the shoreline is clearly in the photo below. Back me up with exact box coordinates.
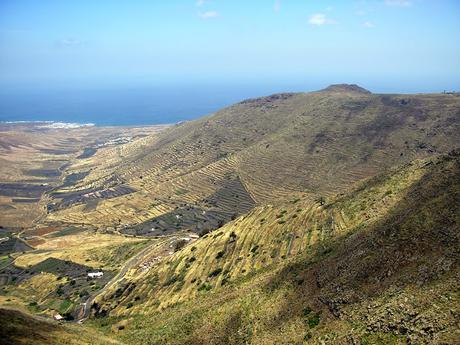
[0,120,175,129]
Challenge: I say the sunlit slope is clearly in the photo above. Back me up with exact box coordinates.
[93,150,420,313]
[46,87,460,230]
[91,151,460,345]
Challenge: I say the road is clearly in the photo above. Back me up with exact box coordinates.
[75,236,173,323]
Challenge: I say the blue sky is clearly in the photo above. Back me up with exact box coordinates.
[1,0,459,92]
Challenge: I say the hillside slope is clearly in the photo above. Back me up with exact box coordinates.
[89,151,460,344]
[0,308,120,345]
[45,86,460,233]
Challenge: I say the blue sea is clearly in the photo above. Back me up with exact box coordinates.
[0,82,316,126]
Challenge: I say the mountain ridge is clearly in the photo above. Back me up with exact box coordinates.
[44,89,460,233]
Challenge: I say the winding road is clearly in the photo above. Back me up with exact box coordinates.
[75,235,176,323]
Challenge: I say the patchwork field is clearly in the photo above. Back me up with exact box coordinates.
[0,122,168,228]
[0,224,150,320]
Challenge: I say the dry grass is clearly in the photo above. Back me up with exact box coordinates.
[0,307,122,345]
[14,231,145,270]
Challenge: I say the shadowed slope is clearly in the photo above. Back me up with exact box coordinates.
[0,308,121,345]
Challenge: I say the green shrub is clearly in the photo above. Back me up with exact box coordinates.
[56,285,64,296]
[303,307,312,316]
[198,283,212,291]
[306,312,320,328]
[208,268,223,277]
[174,240,187,252]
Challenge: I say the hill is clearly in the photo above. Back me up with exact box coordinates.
[1,87,459,345]
[87,151,460,344]
[44,86,460,235]
[0,307,120,345]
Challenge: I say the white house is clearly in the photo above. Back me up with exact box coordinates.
[87,271,103,278]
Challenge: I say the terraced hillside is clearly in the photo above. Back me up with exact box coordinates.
[89,151,460,345]
[45,86,460,234]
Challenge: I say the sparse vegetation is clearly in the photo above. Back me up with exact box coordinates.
[1,88,459,345]
[86,153,460,345]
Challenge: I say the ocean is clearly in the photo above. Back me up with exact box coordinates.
[0,83,312,126]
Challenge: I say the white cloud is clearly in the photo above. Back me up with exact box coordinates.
[196,0,206,6]
[309,14,326,25]
[363,21,375,28]
[274,0,281,12]
[308,13,336,26]
[57,38,84,47]
[384,0,412,7]
[198,11,219,19]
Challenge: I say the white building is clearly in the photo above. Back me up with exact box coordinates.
[87,271,103,278]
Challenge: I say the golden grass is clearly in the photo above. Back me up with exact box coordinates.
[15,273,64,302]
[15,231,145,269]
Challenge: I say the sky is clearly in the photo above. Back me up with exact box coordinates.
[0,0,459,124]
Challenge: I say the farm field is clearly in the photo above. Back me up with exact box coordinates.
[0,122,168,228]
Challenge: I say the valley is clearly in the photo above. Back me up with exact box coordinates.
[0,86,459,345]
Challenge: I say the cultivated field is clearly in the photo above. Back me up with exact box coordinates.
[0,122,168,228]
